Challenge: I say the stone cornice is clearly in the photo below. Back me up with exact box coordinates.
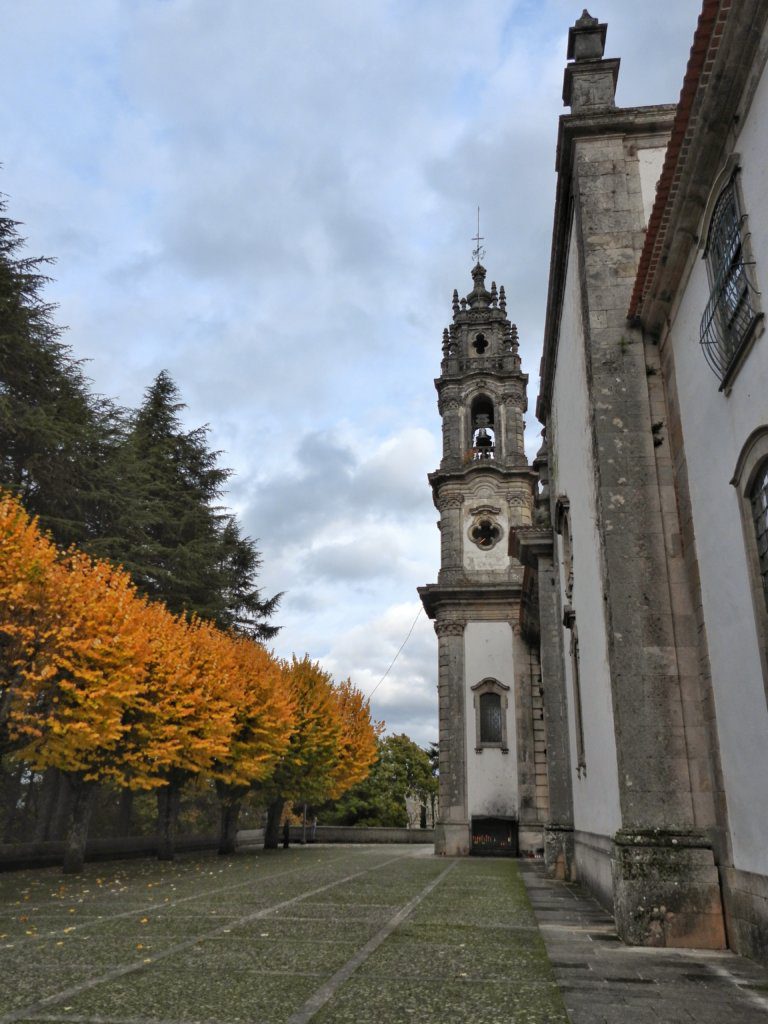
[428,463,537,492]
[508,526,554,566]
[537,103,676,425]
[418,582,523,620]
[435,367,528,389]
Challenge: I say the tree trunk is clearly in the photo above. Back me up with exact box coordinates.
[116,788,134,836]
[15,766,38,840]
[0,762,24,842]
[62,776,95,874]
[50,770,75,841]
[156,782,181,861]
[264,798,285,850]
[33,768,59,842]
[217,790,240,856]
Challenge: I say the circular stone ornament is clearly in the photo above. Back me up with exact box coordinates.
[468,517,503,550]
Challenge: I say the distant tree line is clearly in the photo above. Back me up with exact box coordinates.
[319,734,438,828]
[0,194,379,869]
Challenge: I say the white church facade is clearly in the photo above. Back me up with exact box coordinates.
[421,0,768,964]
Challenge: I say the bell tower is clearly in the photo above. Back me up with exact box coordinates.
[419,260,545,857]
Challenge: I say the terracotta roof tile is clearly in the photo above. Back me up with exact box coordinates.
[628,0,727,319]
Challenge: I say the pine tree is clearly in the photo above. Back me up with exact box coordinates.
[114,371,280,638]
[0,196,121,548]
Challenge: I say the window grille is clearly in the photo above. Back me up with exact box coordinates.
[751,459,768,613]
[700,179,761,385]
[570,632,586,775]
[479,692,502,744]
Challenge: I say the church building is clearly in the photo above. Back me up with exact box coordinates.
[421,1,768,965]
[417,263,548,859]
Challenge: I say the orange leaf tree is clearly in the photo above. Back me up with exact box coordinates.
[132,609,237,860]
[261,656,378,848]
[0,493,59,755]
[7,545,150,872]
[327,677,380,800]
[210,636,295,853]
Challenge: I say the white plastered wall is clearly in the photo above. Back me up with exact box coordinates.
[550,225,622,838]
[663,62,768,874]
[462,507,510,572]
[637,142,666,224]
[464,621,518,818]
[461,477,512,574]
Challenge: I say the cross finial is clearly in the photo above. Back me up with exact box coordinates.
[472,206,485,265]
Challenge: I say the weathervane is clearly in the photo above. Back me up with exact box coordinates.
[471,206,485,265]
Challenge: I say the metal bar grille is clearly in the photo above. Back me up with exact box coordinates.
[471,816,518,857]
[751,461,768,612]
[699,261,759,382]
[700,181,761,385]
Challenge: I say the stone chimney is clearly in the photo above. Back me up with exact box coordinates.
[562,9,620,113]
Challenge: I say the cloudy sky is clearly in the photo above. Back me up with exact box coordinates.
[0,0,702,745]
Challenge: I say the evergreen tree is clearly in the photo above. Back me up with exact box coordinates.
[0,195,121,547]
[115,371,280,637]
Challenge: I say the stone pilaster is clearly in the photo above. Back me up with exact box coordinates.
[506,484,532,530]
[535,23,726,942]
[512,621,538,831]
[439,397,462,471]
[502,394,526,463]
[538,550,575,880]
[573,133,724,946]
[612,830,726,948]
[437,494,464,584]
[433,617,470,856]
[510,517,575,880]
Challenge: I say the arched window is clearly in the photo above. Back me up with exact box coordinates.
[479,693,502,743]
[700,172,762,388]
[554,495,573,600]
[471,678,510,751]
[749,458,768,613]
[731,430,768,704]
[470,394,495,460]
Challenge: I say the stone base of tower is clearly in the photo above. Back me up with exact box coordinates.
[435,821,471,857]
[611,830,726,948]
[544,823,575,881]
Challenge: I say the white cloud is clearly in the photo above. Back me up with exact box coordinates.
[0,0,703,748]
[320,601,438,747]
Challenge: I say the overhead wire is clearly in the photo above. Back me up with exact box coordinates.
[366,606,423,703]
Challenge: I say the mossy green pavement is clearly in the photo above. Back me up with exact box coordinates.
[0,845,568,1024]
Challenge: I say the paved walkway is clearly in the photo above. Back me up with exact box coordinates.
[1,845,767,1024]
[521,861,768,1023]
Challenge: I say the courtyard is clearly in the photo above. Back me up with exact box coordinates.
[2,844,768,1024]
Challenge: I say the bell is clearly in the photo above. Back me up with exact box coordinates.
[475,428,493,450]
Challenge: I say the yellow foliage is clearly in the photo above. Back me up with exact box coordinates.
[0,491,370,804]
[122,607,236,787]
[266,657,378,806]
[8,548,149,781]
[0,493,60,744]
[211,635,295,788]
[327,677,380,799]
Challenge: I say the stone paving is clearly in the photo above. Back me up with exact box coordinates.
[0,845,566,1024]
[520,861,768,1024]
[1,845,767,1024]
